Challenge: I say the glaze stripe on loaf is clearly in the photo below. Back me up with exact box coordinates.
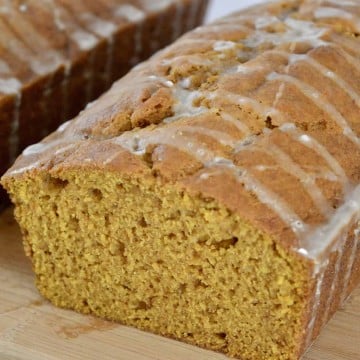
[340,224,360,304]
[273,50,360,112]
[0,62,22,163]
[279,123,349,195]
[268,72,359,146]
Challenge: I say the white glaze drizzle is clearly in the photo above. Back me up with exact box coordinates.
[0,56,22,164]
[102,151,121,166]
[52,3,66,31]
[85,50,96,104]
[57,120,72,133]
[180,77,192,89]
[255,15,280,30]
[23,143,50,156]
[19,3,27,12]
[69,30,98,51]
[160,54,213,67]
[0,21,44,76]
[2,2,64,75]
[115,4,145,66]
[46,0,99,51]
[105,34,115,87]
[10,161,41,175]
[194,23,251,35]
[9,91,22,164]
[79,11,117,87]
[22,138,75,157]
[179,38,216,46]
[14,115,79,165]
[54,143,77,156]
[61,64,71,123]
[139,0,174,12]
[132,22,144,66]
[340,224,360,304]
[267,36,298,119]
[314,6,360,32]
[45,0,103,113]
[271,50,360,110]
[178,125,240,148]
[115,4,146,22]
[302,187,358,345]
[0,78,21,95]
[325,0,358,6]
[167,85,250,134]
[80,13,117,38]
[306,214,358,347]
[267,72,360,146]
[164,87,206,123]
[279,123,348,187]
[315,6,352,19]
[210,90,285,121]
[186,0,200,31]
[148,75,174,88]
[302,186,360,260]
[254,165,275,172]
[327,42,360,74]
[213,41,237,52]
[216,111,251,135]
[149,3,164,52]
[245,18,328,49]
[40,0,69,124]
[260,143,333,217]
[304,267,327,349]
[40,75,55,138]
[172,1,185,42]
[321,239,346,324]
[0,59,11,74]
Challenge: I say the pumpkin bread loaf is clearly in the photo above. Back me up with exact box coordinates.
[2,0,360,359]
[0,0,208,207]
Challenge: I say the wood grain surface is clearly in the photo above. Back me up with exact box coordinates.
[0,208,359,360]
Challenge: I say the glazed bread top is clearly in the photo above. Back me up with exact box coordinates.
[4,0,360,267]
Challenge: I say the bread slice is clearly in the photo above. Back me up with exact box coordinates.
[2,1,360,359]
[0,0,208,207]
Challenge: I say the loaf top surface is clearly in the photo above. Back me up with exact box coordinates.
[4,0,360,264]
[0,0,187,94]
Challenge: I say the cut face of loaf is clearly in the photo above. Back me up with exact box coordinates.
[2,0,360,359]
[7,167,313,360]
[0,0,208,206]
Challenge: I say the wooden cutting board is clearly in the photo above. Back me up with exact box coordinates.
[0,208,359,360]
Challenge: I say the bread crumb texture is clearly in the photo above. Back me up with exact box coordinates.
[10,170,310,360]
